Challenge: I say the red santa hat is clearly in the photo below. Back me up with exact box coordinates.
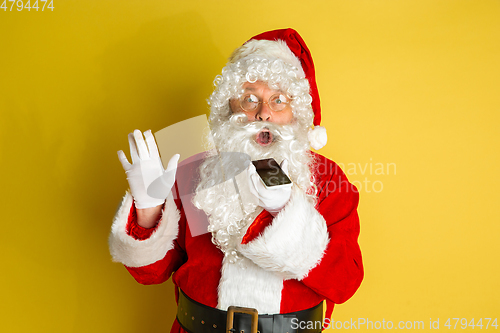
[230,28,328,150]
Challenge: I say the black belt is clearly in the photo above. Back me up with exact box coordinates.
[177,289,323,333]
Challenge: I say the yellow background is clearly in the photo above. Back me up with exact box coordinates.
[1,0,499,332]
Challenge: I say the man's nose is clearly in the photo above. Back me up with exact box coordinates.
[256,103,272,121]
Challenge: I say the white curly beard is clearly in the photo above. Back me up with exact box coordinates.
[192,113,315,263]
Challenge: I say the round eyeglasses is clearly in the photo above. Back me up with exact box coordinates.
[239,93,291,112]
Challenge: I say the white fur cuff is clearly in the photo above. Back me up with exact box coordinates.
[239,189,329,280]
[108,192,180,267]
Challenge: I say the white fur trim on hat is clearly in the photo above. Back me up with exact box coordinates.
[108,191,180,267]
[308,125,327,150]
[238,188,329,280]
[229,39,305,78]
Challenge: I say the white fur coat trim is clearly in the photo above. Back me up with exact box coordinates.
[218,256,283,314]
[238,188,329,280]
[108,192,180,268]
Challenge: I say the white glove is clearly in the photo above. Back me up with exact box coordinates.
[247,159,292,215]
[117,129,180,209]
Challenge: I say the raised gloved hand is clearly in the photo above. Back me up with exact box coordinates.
[247,159,292,215]
[117,129,180,209]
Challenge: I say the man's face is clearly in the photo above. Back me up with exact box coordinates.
[229,81,293,125]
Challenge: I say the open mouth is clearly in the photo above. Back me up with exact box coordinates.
[255,128,273,146]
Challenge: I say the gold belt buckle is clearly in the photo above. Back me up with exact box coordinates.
[226,306,258,333]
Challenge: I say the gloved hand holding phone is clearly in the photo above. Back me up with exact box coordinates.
[247,158,292,215]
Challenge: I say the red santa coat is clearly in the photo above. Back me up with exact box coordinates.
[109,152,363,331]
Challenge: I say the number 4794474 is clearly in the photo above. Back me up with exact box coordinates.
[1,0,54,11]
[444,318,498,329]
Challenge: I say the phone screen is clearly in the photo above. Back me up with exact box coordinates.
[252,158,292,187]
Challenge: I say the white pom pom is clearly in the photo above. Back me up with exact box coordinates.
[308,126,327,150]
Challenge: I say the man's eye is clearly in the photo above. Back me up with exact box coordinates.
[274,94,287,104]
[246,94,258,103]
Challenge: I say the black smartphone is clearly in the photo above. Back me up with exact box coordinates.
[252,158,292,188]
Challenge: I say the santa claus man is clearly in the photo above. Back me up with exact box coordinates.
[109,29,363,333]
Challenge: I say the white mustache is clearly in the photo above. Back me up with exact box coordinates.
[226,113,296,142]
